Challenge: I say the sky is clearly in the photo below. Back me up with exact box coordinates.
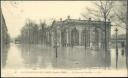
[1,1,126,38]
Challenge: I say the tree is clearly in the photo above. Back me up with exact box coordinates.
[113,0,128,72]
[114,0,128,55]
[126,0,128,74]
[81,0,114,52]
[124,0,128,74]
[20,19,39,44]
[39,21,46,44]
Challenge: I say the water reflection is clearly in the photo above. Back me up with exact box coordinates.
[1,44,10,68]
[116,49,118,69]
[4,44,25,69]
[18,44,53,69]
[125,49,128,75]
[1,43,127,70]
[121,48,125,56]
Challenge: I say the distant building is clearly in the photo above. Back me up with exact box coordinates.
[1,8,10,46]
[111,34,126,48]
[46,16,111,49]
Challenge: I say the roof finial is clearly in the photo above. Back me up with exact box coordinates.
[60,18,62,21]
[67,15,70,19]
[108,19,110,22]
[89,18,91,21]
[79,17,81,20]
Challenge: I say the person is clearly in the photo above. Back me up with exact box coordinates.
[121,41,125,48]
[121,49,124,56]
[121,41,125,56]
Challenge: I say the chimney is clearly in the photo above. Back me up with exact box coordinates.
[60,18,62,21]
[67,15,70,19]
[89,18,91,21]
[108,19,110,22]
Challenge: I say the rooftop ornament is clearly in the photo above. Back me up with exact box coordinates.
[67,15,70,19]
[89,18,91,21]
[60,18,62,21]
[108,19,110,22]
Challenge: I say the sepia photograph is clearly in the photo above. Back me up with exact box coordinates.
[1,0,128,77]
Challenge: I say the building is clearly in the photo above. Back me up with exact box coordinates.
[1,8,10,68]
[45,16,111,49]
[1,8,10,46]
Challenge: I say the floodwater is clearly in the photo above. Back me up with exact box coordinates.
[1,43,128,76]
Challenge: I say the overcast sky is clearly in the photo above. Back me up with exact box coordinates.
[1,1,126,38]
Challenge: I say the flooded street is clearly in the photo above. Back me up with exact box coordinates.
[1,0,128,77]
[2,43,127,71]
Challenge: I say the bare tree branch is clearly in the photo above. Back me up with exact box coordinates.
[81,1,115,21]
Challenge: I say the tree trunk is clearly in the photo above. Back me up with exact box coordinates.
[104,15,107,52]
[126,0,128,54]
[104,15,107,69]
[126,0,128,75]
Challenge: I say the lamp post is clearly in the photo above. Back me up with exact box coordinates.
[54,29,58,58]
[115,28,118,69]
[115,28,118,53]
[126,0,128,76]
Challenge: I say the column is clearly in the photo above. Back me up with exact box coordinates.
[68,29,71,46]
[88,27,91,48]
[79,30,82,46]
[66,29,68,46]
[58,30,61,47]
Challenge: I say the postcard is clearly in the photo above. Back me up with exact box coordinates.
[1,0,128,77]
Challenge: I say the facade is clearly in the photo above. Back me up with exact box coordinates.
[45,16,111,49]
[1,8,10,68]
[1,9,10,46]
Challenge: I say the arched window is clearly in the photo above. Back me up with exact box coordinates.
[71,27,79,46]
[61,29,67,47]
[81,28,86,46]
[95,28,99,48]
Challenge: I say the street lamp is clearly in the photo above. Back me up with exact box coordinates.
[115,28,118,53]
[54,28,58,58]
[115,27,118,69]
